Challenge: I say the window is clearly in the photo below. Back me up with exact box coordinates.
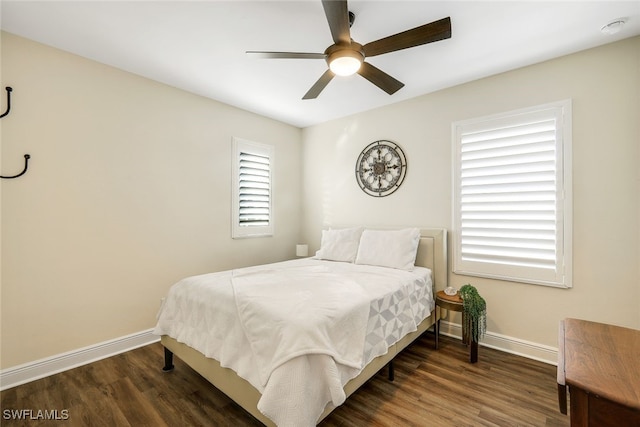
[232,137,274,238]
[452,100,572,288]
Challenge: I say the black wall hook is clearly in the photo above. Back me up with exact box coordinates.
[0,87,29,179]
[0,87,12,119]
[1,154,31,179]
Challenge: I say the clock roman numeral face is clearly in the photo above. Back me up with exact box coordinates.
[356,140,407,197]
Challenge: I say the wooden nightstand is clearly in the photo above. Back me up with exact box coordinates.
[435,290,479,363]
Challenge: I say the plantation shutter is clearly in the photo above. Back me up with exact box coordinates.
[232,138,274,238]
[453,101,572,287]
[239,151,270,227]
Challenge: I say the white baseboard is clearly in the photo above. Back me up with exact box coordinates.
[438,321,558,365]
[0,329,159,390]
[0,324,558,390]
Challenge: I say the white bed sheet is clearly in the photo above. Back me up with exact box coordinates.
[153,258,433,426]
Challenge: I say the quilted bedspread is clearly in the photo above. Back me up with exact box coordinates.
[153,258,433,426]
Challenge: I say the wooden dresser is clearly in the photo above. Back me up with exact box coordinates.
[557,318,640,426]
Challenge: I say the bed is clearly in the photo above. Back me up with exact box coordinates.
[154,227,447,426]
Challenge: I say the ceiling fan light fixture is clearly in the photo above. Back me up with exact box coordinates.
[328,50,363,76]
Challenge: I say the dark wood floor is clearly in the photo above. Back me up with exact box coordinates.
[1,333,569,426]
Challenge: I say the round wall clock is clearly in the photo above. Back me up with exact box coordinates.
[355,140,407,197]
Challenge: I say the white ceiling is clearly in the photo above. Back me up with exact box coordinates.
[2,1,639,128]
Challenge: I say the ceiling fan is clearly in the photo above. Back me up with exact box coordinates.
[247,0,451,100]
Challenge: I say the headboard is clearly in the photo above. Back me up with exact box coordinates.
[415,228,448,291]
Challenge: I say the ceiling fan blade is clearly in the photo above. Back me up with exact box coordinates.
[303,69,335,100]
[357,62,404,95]
[322,0,351,45]
[363,17,451,58]
[246,51,327,59]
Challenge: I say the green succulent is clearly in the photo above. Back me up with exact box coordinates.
[459,284,487,343]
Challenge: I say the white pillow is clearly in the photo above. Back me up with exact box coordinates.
[315,227,363,262]
[355,228,421,270]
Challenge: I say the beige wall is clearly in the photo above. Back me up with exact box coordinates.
[301,36,640,353]
[0,33,303,368]
[2,31,638,370]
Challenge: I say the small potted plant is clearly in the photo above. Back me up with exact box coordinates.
[459,284,487,343]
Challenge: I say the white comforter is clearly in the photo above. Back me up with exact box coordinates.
[153,259,433,427]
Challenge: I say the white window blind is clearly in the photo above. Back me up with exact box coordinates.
[239,151,270,226]
[452,100,572,287]
[232,138,274,238]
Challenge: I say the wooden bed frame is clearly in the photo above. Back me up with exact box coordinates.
[161,227,447,426]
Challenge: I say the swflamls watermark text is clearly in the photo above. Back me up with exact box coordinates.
[3,409,69,421]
